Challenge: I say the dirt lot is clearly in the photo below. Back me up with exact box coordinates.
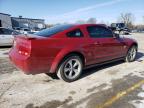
[0,33,144,108]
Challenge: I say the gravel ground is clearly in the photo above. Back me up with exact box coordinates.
[0,33,144,108]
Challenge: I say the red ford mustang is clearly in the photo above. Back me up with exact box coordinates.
[9,24,138,82]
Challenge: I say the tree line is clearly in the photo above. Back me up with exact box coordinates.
[46,13,144,31]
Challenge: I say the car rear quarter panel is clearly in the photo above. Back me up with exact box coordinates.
[31,37,87,73]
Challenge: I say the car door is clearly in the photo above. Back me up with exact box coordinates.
[86,25,125,64]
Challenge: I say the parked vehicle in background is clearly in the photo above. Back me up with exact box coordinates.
[20,28,31,34]
[9,24,138,82]
[0,27,20,46]
[111,23,131,35]
[27,31,36,34]
[13,27,21,32]
[13,27,40,34]
[27,30,39,34]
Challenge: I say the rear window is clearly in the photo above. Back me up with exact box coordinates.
[34,24,74,37]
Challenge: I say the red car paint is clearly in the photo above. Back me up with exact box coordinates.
[9,24,137,75]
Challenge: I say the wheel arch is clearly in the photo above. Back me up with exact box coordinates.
[49,51,85,73]
[63,51,85,65]
[130,42,138,50]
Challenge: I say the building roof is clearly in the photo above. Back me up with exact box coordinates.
[0,13,11,16]
[11,17,44,21]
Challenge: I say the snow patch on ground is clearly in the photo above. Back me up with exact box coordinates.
[130,84,144,108]
[131,100,144,108]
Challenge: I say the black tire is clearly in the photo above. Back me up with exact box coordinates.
[57,54,83,82]
[125,45,137,62]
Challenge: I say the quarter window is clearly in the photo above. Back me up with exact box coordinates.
[67,29,83,37]
[87,26,113,38]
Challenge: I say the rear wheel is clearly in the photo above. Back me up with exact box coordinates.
[57,55,83,82]
[125,45,137,62]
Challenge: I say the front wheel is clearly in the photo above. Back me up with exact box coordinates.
[125,45,137,62]
[57,55,83,82]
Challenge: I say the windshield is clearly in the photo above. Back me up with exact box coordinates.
[34,24,74,37]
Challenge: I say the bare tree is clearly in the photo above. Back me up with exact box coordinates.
[87,18,97,24]
[118,13,135,28]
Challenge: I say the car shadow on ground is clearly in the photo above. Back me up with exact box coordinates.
[79,51,144,80]
[135,52,144,60]
[50,60,125,81]
[80,60,124,80]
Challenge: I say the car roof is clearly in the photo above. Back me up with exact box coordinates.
[72,24,107,28]
[50,24,107,29]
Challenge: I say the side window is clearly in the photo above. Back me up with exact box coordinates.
[87,26,102,38]
[67,29,83,37]
[101,27,113,38]
[3,29,13,35]
[87,26,113,38]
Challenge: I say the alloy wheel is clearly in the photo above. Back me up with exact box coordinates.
[63,58,82,80]
[127,46,137,61]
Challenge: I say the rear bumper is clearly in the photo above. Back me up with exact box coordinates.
[9,48,53,75]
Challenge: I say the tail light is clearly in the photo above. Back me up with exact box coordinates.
[18,50,29,56]
[14,36,32,57]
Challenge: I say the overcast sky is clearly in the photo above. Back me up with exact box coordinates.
[0,0,144,24]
